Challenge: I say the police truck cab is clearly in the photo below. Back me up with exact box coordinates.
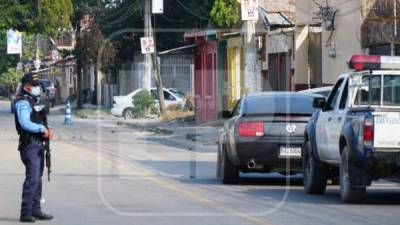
[303,55,400,203]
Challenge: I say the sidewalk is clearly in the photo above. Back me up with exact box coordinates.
[116,118,223,150]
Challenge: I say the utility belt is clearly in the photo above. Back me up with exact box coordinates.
[18,133,44,151]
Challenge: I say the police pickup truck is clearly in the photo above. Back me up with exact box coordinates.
[304,55,400,203]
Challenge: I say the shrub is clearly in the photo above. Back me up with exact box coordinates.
[131,89,157,118]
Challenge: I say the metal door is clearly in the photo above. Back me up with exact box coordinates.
[194,42,218,123]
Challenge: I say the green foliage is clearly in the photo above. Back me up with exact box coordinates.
[0,68,22,92]
[131,90,157,118]
[0,0,73,35]
[0,32,35,75]
[78,17,116,69]
[210,0,240,28]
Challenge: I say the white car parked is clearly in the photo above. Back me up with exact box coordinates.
[111,88,186,119]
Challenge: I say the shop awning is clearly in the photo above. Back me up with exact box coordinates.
[259,6,294,30]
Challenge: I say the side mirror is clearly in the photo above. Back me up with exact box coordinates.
[313,97,326,109]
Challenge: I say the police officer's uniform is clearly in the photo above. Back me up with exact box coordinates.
[15,73,53,223]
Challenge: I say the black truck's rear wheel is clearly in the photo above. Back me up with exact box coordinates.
[340,147,366,203]
[303,140,328,194]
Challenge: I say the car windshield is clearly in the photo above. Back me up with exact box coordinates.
[354,75,400,106]
[243,94,317,115]
[168,89,186,99]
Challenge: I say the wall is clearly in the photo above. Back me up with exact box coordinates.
[226,37,244,111]
[294,25,310,90]
[295,0,364,87]
[321,0,363,84]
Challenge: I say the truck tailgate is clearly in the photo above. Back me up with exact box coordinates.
[374,115,400,148]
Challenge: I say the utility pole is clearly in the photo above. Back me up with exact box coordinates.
[392,0,398,56]
[35,0,41,72]
[143,0,152,91]
[151,15,166,115]
[243,20,258,93]
[76,20,83,109]
[143,0,166,115]
[242,0,259,94]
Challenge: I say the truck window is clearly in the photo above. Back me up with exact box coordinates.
[339,80,349,109]
[354,75,400,106]
[354,76,381,106]
[325,78,344,111]
[383,76,400,105]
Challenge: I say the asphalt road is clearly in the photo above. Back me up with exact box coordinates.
[1,100,400,225]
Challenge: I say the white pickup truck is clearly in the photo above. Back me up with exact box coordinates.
[304,55,400,203]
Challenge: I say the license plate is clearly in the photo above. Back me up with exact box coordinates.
[279,147,302,158]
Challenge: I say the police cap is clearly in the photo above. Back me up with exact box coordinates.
[21,73,40,86]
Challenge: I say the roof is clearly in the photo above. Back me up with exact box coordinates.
[258,0,295,29]
[158,44,198,55]
[245,91,321,98]
[300,86,333,93]
[259,0,295,20]
[259,7,294,29]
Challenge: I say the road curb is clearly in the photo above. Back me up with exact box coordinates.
[116,121,174,135]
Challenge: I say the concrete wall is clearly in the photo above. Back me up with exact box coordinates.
[295,0,319,25]
[321,0,363,84]
[295,0,364,86]
[294,25,310,89]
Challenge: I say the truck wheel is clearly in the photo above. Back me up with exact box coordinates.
[340,146,366,203]
[221,144,239,184]
[303,140,327,194]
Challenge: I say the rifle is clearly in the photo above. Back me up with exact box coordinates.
[44,137,52,182]
[43,108,52,182]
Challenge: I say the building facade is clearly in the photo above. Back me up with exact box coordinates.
[295,0,398,88]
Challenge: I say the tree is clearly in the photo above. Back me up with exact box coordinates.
[70,0,98,108]
[0,0,73,35]
[0,68,22,93]
[0,31,36,75]
[210,0,240,28]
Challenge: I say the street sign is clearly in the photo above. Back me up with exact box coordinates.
[7,29,22,54]
[140,37,155,54]
[152,0,163,14]
[16,62,23,72]
[34,59,41,70]
[51,50,58,61]
[241,0,259,21]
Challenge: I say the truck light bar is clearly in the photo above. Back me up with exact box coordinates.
[348,55,400,71]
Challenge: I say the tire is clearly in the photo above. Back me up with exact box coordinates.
[221,144,239,184]
[123,108,133,120]
[303,140,328,194]
[340,146,366,203]
[216,141,223,179]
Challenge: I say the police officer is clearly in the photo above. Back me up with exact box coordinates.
[15,73,54,223]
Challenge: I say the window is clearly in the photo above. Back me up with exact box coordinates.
[164,91,176,101]
[339,80,349,110]
[150,90,177,101]
[355,75,382,106]
[383,76,400,105]
[243,94,316,115]
[232,100,242,117]
[353,75,400,106]
[325,78,344,111]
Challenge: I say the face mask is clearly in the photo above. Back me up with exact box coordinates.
[30,86,42,96]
